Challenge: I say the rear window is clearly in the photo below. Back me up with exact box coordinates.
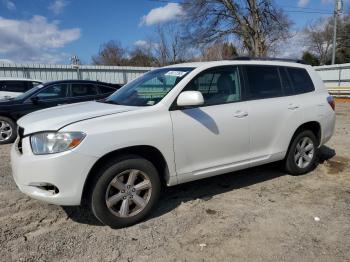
[0,81,29,92]
[245,66,283,99]
[287,68,315,94]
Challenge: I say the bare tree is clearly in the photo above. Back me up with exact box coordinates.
[200,40,238,61]
[336,12,350,64]
[153,23,193,66]
[154,26,170,66]
[181,0,291,57]
[304,17,333,65]
[92,40,127,66]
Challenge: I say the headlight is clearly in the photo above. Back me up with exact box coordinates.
[30,132,86,155]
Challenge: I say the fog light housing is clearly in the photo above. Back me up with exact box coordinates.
[29,182,59,194]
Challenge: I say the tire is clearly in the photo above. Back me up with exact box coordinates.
[90,155,161,228]
[284,130,318,175]
[0,116,17,145]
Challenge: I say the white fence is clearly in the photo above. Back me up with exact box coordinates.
[314,63,350,88]
[0,62,350,88]
[0,63,154,84]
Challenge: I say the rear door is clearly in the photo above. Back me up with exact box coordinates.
[242,65,302,163]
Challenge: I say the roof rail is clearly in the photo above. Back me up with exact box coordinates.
[232,56,308,65]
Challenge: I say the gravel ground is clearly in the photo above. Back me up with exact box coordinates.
[0,103,349,262]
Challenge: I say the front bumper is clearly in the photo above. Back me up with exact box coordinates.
[11,137,98,206]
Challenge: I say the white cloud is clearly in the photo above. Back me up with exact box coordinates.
[0,16,81,63]
[48,0,68,15]
[134,40,158,50]
[298,0,310,7]
[2,0,15,10]
[134,40,148,48]
[140,3,184,26]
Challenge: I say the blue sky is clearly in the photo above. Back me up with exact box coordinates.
[0,0,347,64]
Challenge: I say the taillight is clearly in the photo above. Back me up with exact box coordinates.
[327,95,335,111]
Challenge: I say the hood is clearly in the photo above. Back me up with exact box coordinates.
[18,101,139,135]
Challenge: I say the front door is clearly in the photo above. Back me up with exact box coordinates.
[170,66,251,182]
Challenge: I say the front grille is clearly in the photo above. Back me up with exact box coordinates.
[17,126,24,154]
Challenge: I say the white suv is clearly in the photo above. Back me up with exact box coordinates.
[11,60,336,228]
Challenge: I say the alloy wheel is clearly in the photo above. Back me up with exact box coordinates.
[0,120,12,142]
[294,137,315,169]
[105,169,152,218]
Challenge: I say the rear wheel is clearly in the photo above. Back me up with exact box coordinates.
[90,155,161,228]
[0,116,17,145]
[285,130,317,175]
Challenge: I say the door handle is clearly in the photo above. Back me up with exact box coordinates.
[288,104,299,110]
[234,111,248,118]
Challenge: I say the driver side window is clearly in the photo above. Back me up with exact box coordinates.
[184,66,241,106]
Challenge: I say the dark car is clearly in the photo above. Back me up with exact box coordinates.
[0,80,121,144]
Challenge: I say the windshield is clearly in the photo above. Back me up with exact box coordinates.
[14,84,45,100]
[105,67,194,106]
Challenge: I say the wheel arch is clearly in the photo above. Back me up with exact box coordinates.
[293,121,321,145]
[82,145,170,202]
[286,121,322,157]
[0,113,16,122]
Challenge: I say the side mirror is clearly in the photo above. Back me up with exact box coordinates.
[30,96,40,104]
[177,91,204,107]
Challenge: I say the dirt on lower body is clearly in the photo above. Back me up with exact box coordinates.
[0,104,349,262]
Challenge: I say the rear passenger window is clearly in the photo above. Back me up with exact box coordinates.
[245,66,282,99]
[287,68,315,94]
[279,68,293,95]
[71,84,98,97]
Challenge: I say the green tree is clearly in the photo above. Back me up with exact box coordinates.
[302,51,320,66]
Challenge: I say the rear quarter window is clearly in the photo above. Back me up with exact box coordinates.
[287,68,315,94]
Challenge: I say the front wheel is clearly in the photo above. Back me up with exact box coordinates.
[0,116,17,145]
[284,130,318,175]
[90,155,161,228]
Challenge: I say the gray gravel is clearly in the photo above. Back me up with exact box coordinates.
[0,103,349,262]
